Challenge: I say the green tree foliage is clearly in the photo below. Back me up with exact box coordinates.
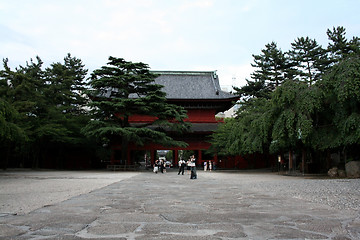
[43,53,89,144]
[314,55,360,155]
[251,42,289,92]
[210,26,360,171]
[165,150,173,161]
[234,42,291,101]
[0,54,90,168]
[0,99,25,142]
[288,37,328,85]
[269,80,322,153]
[237,98,272,155]
[45,53,88,114]
[209,118,237,156]
[210,98,272,156]
[0,99,27,169]
[82,57,189,163]
[327,26,360,61]
[311,28,360,162]
[227,43,288,157]
[0,57,47,168]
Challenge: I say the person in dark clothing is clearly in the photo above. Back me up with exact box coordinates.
[160,159,164,173]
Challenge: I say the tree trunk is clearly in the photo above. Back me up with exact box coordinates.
[302,148,306,175]
[32,140,43,169]
[121,137,128,165]
[2,143,11,170]
[121,116,130,165]
[289,149,293,172]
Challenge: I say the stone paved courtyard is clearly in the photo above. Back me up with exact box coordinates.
[0,170,359,239]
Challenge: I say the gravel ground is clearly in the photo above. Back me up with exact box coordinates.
[203,171,360,211]
[0,170,139,215]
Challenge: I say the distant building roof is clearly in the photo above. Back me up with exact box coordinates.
[152,71,237,100]
[102,71,239,109]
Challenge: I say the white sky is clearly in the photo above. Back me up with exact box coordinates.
[1,0,359,88]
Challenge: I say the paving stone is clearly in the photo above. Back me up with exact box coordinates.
[0,170,359,239]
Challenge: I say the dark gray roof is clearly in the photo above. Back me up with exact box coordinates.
[102,71,238,102]
[189,123,220,132]
[152,71,236,100]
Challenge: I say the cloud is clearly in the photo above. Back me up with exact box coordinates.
[179,0,214,10]
[238,0,258,12]
[1,0,359,89]
[188,62,254,88]
[218,63,254,88]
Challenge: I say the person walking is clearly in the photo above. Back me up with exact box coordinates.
[153,160,159,174]
[186,159,191,175]
[209,161,212,172]
[159,159,164,173]
[204,161,207,171]
[190,155,197,179]
[178,159,185,175]
[163,160,167,173]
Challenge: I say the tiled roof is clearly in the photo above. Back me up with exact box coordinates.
[188,123,220,132]
[152,71,236,100]
[103,71,238,103]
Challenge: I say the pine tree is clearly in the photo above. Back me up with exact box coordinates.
[0,55,90,168]
[44,54,89,145]
[0,98,27,169]
[251,42,289,92]
[315,55,360,160]
[83,57,189,164]
[288,37,328,86]
[0,57,47,167]
[327,26,360,61]
[45,53,88,115]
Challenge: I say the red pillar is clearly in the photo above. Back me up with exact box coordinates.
[198,150,202,165]
[150,150,155,166]
[213,154,218,164]
[174,150,179,166]
[289,150,293,171]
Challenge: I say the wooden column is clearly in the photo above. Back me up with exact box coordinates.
[214,154,218,169]
[150,150,155,166]
[289,150,293,171]
[174,150,179,166]
[198,150,202,165]
[302,148,306,174]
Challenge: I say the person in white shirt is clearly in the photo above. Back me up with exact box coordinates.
[178,159,185,175]
[190,155,197,179]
